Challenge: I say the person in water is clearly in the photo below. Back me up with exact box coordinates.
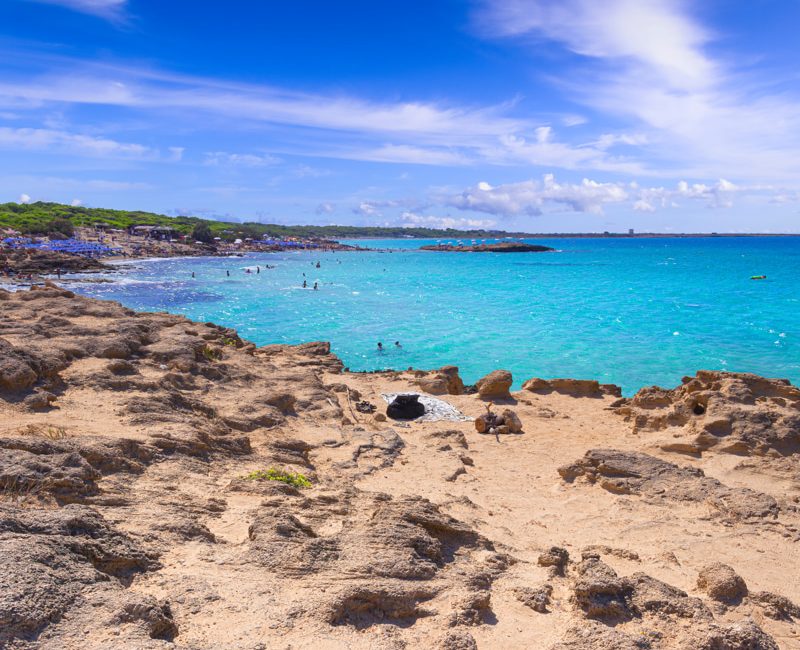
[191,271,195,278]
[395,341,401,348]
[313,282,318,290]
[377,342,384,351]
[256,266,260,274]
[303,280,307,288]
[226,270,230,277]
[316,261,320,268]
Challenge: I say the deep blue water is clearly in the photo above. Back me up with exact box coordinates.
[70,237,800,395]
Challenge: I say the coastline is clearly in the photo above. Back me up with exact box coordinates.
[1,283,799,649]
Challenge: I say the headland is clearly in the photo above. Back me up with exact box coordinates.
[420,242,555,253]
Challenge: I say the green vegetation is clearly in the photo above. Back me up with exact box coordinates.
[0,201,529,241]
[200,345,222,362]
[243,468,312,488]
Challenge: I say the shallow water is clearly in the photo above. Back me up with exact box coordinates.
[71,237,800,395]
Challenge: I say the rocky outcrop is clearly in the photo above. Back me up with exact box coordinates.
[522,377,621,398]
[697,563,748,603]
[247,489,508,628]
[475,369,513,399]
[421,242,555,253]
[559,449,779,522]
[0,504,157,646]
[614,371,800,456]
[417,366,465,396]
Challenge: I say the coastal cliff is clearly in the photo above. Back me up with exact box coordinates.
[1,285,798,649]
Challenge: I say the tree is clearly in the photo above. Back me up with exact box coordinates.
[46,218,75,238]
[191,223,213,243]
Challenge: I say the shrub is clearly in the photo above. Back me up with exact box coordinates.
[191,223,213,243]
[243,468,312,488]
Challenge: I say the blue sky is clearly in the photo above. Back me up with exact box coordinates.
[2,0,800,232]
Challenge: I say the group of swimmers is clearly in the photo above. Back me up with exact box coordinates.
[377,341,402,352]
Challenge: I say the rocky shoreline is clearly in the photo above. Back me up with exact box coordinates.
[420,242,555,253]
[1,285,799,649]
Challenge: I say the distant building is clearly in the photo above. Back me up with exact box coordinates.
[129,225,177,241]
[628,228,634,235]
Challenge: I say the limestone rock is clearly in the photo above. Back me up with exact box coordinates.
[559,449,779,522]
[538,546,569,576]
[697,563,748,603]
[523,377,620,398]
[475,369,513,399]
[614,370,800,456]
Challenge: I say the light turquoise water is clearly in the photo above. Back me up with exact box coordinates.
[71,237,800,395]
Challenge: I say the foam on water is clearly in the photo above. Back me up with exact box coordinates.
[71,237,800,395]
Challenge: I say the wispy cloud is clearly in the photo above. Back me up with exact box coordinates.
[477,0,800,181]
[0,126,170,160]
[27,0,128,22]
[203,151,281,167]
[0,54,649,173]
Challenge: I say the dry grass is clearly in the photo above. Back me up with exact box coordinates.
[15,423,69,440]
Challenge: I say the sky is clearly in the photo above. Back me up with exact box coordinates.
[2,1,800,232]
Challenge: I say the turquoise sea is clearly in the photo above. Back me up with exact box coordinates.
[71,237,800,395]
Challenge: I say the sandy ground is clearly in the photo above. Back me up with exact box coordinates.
[1,285,798,649]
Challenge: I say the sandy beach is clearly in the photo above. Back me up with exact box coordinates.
[1,284,798,649]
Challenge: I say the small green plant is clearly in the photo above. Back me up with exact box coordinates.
[220,336,238,347]
[201,345,222,361]
[243,468,312,488]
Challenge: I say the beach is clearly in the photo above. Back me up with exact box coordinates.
[1,284,799,649]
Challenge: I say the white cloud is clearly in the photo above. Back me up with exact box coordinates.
[28,0,127,22]
[315,202,335,215]
[19,193,31,204]
[0,57,649,172]
[400,211,496,230]
[478,0,800,181]
[349,144,472,166]
[447,174,760,218]
[0,127,165,160]
[70,198,82,206]
[203,151,280,167]
[448,174,629,216]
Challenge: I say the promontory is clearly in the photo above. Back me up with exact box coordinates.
[420,242,555,253]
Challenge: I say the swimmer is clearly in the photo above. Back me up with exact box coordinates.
[313,282,318,290]
[191,271,195,278]
[256,266,260,274]
[316,261,320,268]
[303,280,307,288]
[226,270,230,277]
[394,341,401,348]
[377,342,384,352]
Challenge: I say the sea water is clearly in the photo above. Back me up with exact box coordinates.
[70,237,800,395]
